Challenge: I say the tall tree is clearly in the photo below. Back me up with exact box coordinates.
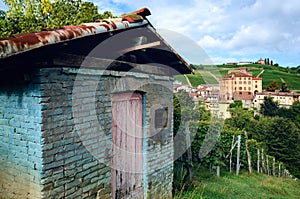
[289,101,300,128]
[260,96,279,116]
[263,117,300,178]
[226,107,255,131]
[266,80,278,92]
[280,82,289,92]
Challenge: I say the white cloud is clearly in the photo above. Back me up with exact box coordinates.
[198,35,224,49]
[91,0,300,66]
[210,56,239,65]
[2,0,300,66]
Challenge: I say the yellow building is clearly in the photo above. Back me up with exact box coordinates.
[254,91,300,110]
[220,67,262,101]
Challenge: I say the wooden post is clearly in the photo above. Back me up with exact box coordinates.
[266,155,269,175]
[217,165,220,177]
[278,164,281,177]
[244,131,252,173]
[236,135,241,176]
[272,157,276,176]
[257,148,260,173]
[230,135,235,173]
[217,146,220,177]
[261,149,265,174]
[185,121,193,182]
[177,157,183,181]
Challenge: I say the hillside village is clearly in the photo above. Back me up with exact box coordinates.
[174,66,300,119]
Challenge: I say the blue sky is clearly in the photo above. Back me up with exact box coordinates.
[1,0,300,67]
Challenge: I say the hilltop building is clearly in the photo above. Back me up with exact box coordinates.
[220,67,262,103]
[257,58,265,65]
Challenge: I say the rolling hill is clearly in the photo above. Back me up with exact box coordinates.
[175,64,300,92]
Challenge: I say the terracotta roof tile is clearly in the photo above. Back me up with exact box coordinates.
[0,8,151,58]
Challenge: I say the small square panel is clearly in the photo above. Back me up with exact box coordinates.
[155,107,168,128]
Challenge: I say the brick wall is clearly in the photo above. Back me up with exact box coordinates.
[0,67,174,198]
[0,73,43,199]
[39,68,112,199]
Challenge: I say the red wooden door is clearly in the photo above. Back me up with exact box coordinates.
[112,92,143,199]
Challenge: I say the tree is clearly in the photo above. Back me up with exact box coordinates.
[229,100,242,108]
[280,82,289,92]
[258,117,300,178]
[226,107,255,131]
[266,80,278,92]
[260,96,279,116]
[289,101,300,128]
[0,10,6,19]
[0,0,114,38]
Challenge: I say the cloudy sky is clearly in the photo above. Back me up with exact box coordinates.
[1,0,300,67]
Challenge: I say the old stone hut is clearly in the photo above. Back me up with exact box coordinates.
[0,8,192,199]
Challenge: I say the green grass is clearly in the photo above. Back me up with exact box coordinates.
[217,68,263,78]
[260,70,300,90]
[216,63,265,69]
[174,75,188,85]
[186,74,206,86]
[175,71,219,87]
[174,170,300,199]
[219,70,229,77]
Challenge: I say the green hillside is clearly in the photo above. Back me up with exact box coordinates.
[176,64,300,92]
[174,71,219,87]
[260,70,300,91]
[174,170,300,199]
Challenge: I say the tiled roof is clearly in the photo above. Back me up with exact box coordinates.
[0,8,150,58]
[233,72,252,77]
[0,8,193,75]
[257,91,300,97]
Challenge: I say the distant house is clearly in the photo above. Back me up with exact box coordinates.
[254,90,300,110]
[225,62,237,65]
[257,58,265,65]
[0,8,192,199]
[237,61,252,65]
